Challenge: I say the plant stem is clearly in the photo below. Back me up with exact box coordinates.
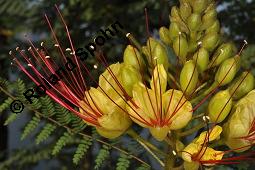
[126,129,166,167]
[178,123,206,137]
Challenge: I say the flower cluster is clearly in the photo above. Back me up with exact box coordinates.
[11,0,255,169]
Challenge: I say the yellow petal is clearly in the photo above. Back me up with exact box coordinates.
[162,89,192,130]
[195,125,222,144]
[150,64,167,94]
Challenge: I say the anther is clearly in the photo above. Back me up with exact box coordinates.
[54,44,59,47]
[9,51,12,55]
[28,47,32,51]
[198,41,202,46]
[45,56,50,59]
[244,40,248,45]
[40,42,44,46]
[172,150,177,156]
[27,64,32,67]
[126,33,131,38]
[90,45,95,50]
[178,32,182,35]
[65,48,71,51]
[16,47,19,51]
[93,65,98,69]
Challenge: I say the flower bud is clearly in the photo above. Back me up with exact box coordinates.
[121,64,142,96]
[152,43,169,69]
[180,60,199,96]
[206,20,220,33]
[201,8,217,29]
[215,56,240,86]
[146,37,158,52]
[223,90,255,152]
[229,72,254,100]
[169,22,181,40]
[159,26,172,45]
[192,48,209,73]
[171,6,181,19]
[209,43,235,67]
[187,13,202,31]
[173,35,189,64]
[180,2,192,20]
[202,32,220,51]
[123,45,145,70]
[191,0,208,13]
[208,90,232,123]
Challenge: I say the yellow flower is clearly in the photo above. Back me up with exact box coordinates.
[223,90,255,152]
[182,126,224,170]
[79,63,132,139]
[126,64,192,141]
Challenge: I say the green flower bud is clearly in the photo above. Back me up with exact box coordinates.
[201,8,217,29]
[208,90,232,123]
[191,0,208,13]
[192,48,209,73]
[173,34,189,64]
[187,13,202,31]
[229,72,254,100]
[171,6,181,19]
[180,60,199,96]
[159,26,172,45]
[146,37,158,52]
[121,64,142,96]
[169,22,181,40]
[215,56,240,86]
[209,43,235,67]
[201,32,219,51]
[180,2,192,20]
[206,20,220,33]
[152,43,169,69]
[123,45,145,70]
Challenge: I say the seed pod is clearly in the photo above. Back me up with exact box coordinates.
[159,26,172,45]
[209,43,235,67]
[121,64,142,96]
[180,60,199,96]
[187,13,202,31]
[192,48,209,73]
[191,0,208,13]
[208,90,232,123]
[173,34,189,64]
[202,32,219,51]
[229,72,254,100]
[215,56,240,86]
[180,2,192,20]
[169,22,181,40]
[206,20,220,33]
[123,45,145,70]
[152,43,169,69]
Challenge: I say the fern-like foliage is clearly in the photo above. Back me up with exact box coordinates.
[73,137,93,165]
[52,132,73,156]
[70,114,87,133]
[116,153,131,170]
[21,115,41,140]
[0,97,13,114]
[136,164,151,170]
[4,113,18,125]
[40,96,56,117]
[36,123,57,145]
[94,145,111,169]
[55,104,72,125]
